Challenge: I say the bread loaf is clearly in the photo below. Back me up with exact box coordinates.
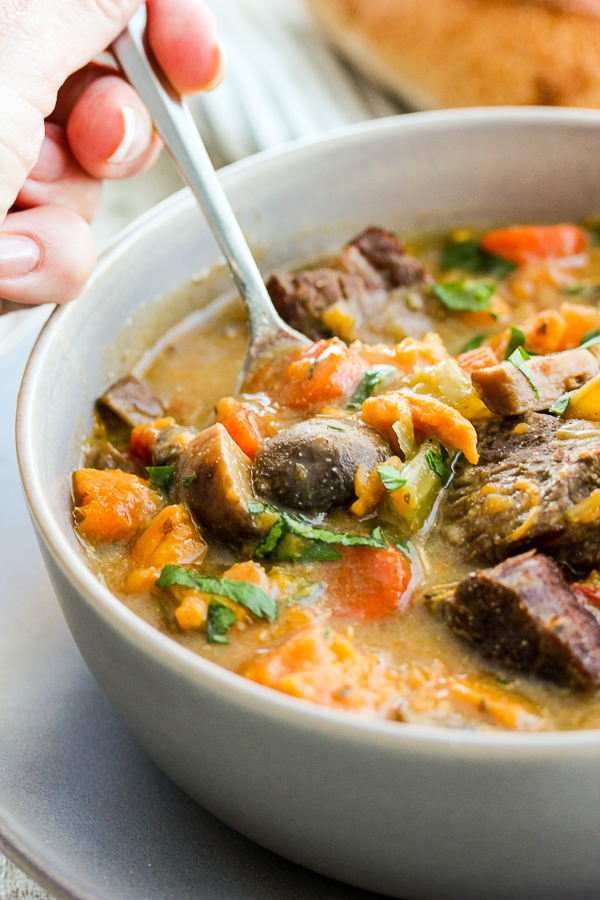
[305,0,600,109]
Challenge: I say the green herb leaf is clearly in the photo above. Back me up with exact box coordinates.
[440,238,516,279]
[425,448,453,486]
[580,327,600,350]
[206,600,236,644]
[181,475,196,486]
[283,517,386,549]
[326,423,347,431]
[268,533,342,562]
[347,365,397,410]
[564,282,586,295]
[147,465,174,492]
[503,326,527,360]
[459,334,487,354]
[548,390,575,416]
[564,281,600,301]
[254,517,287,558]
[156,565,277,620]
[247,500,278,515]
[586,221,600,245]
[431,279,496,313]
[255,512,387,559]
[508,346,540,399]
[376,464,407,492]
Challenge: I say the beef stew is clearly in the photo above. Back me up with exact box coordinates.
[72,223,600,731]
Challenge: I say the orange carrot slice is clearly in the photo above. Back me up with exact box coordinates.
[481,225,586,265]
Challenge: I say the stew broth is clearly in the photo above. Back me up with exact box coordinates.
[75,224,600,731]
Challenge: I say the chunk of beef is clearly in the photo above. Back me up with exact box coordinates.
[266,226,430,341]
[348,227,430,289]
[440,413,600,570]
[266,269,373,341]
[472,346,600,416]
[253,416,390,510]
[90,442,146,477]
[445,552,600,689]
[97,375,164,428]
[175,424,277,545]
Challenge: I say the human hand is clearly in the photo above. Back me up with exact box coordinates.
[0,0,222,308]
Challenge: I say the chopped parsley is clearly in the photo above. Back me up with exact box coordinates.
[156,566,277,620]
[254,512,387,560]
[431,278,496,313]
[269,534,342,562]
[563,282,600,300]
[347,365,397,410]
[503,326,527,360]
[206,600,236,644]
[376,464,407,492]
[146,465,174,492]
[247,500,278,515]
[579,328,600,350]
[459,334,487,354]
[425,447,453,486]
[181,475,196,486]
[508,346,540,399]
[440,237,516,279]
[585,220,600,246]
[548,391,575,416]
[326,423,347,431]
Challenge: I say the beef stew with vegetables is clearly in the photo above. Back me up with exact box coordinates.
[73,223,600,731]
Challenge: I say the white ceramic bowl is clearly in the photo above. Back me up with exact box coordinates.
[17,109,600,900]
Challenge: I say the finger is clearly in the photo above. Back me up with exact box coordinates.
[66,74,162,180]
[0,206,96,306]
[50,63,118,127]
[14,123,102,223]
[147,0,224,95]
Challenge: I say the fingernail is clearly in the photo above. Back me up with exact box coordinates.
[204,45,226,92]
[29,127,67,182]
[0,235,41,278]
[107,105,152,165]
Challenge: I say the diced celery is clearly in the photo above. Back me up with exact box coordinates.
[387,440,444,531]
[392,407,416,461]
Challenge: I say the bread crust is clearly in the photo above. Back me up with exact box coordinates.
[305,0,600,109]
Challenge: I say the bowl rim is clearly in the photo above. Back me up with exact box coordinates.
[17,106,600,754]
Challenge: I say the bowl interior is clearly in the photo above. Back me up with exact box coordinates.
[18,108,600,739]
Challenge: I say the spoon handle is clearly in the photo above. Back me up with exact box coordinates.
[110,6,307,376]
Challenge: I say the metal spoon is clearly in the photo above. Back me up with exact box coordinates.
[110,6,309,388]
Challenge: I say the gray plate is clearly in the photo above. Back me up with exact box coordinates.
[0,333,379,900]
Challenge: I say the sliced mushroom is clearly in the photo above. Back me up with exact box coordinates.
[253,416,390,510]
[176,423,277,545]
